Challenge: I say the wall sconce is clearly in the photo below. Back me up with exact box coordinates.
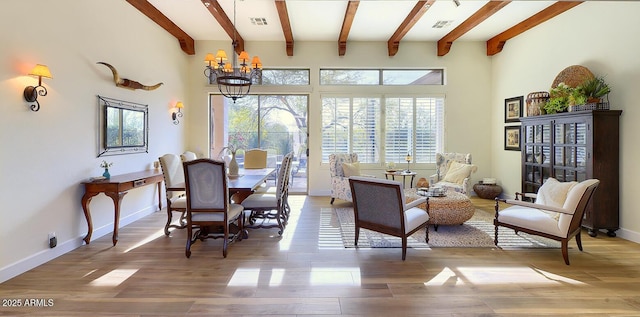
[172,101,184,125]
[24,64,53,112]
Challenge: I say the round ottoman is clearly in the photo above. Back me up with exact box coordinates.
[404,188,475,227]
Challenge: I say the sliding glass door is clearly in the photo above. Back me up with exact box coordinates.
[213,94,308,194]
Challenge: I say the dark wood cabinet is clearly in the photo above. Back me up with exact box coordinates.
[519,110,622,237]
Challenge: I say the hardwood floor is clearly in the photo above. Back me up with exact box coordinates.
[2,196,640,316]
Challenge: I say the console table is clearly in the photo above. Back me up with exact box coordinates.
[81,170,163,245]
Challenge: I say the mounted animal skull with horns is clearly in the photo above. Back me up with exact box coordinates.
[97,62,163,91]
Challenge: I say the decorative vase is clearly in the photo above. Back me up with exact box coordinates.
[228,151,239,176]
[102,168,111,179]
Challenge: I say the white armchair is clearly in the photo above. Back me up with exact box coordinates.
[429,152,477,196]
[494,178,599,265]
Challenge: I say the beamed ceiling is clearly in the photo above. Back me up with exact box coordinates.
[126,0,583,57]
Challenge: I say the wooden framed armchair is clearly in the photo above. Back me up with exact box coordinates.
[494,178,599,265]
[349,176,430,260]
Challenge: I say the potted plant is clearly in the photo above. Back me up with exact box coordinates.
[544,82,573,114]
[576,76,611,104]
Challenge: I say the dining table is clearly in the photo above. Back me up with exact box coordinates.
[168,167,275,203]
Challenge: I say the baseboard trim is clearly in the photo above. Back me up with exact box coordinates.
[614,228,640,244]
[0,206,157,283]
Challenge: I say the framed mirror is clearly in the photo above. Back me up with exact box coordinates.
[97,95,148,157]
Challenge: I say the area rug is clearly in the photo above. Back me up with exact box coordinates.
[332,207,560,249]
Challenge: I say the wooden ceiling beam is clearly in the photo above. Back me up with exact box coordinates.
[125,0,195,55]
[437,1,510,56]
[487,1,583,56]
[275,0,294,56]
[201,0,244,55]
[338,1,360,56]
[387,0,435,57]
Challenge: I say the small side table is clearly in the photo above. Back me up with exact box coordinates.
[385,171,417,188]
[473,182,502,199]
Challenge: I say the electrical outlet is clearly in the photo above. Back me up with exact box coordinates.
[48,232,57,248]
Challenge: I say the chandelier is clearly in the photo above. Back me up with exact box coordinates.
[204,0,262,103]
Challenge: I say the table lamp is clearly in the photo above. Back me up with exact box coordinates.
[404,152,412,173]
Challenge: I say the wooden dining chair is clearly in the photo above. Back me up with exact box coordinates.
[158,154,187,236]
[183,159,246,258]
[242,152,294,235]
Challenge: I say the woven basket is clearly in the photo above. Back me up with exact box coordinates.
[526,91,550,116]
[551,65,594,88]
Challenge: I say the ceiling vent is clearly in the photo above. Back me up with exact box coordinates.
[250,17,268,26]
[432,20,453,29]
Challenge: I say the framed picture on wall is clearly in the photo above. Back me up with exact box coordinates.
[504,126,521,151]
[505,96,523,123]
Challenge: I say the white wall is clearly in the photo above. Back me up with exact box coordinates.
[0,0,189,282]
[490,1,640,241]
[186,40,494,196]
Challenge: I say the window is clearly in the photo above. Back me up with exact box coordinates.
[321,97,380,163]
[322,96,443,164]
[320,69,443,85]
[261,69,310,85]
[385,97,443,163]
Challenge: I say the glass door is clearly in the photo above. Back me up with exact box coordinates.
[522,121,551,193]
[212,94,308,194]
[553,120,587,182]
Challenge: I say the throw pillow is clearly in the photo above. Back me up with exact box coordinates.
[442,161,475,185]
[535,177,577,220]
[342,162,361,177]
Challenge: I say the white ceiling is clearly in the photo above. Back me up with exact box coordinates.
[146,0,559,43]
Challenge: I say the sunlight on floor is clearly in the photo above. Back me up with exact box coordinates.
[228,267,362,286]
[425,266,587,286]
[124,228,166,253]
[318,207,350,249]
[310,267,362,285]
[89,269,138,286]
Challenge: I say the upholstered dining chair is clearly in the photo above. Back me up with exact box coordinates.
[180,151,197,162]
[158,154,187,236]
[494,178,599,265]
[183,159,246,258]
[429,152,477,196]
[242,152,294,235]
[243,149,268,169]
[349,176,430,260]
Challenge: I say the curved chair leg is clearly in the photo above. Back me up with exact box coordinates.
[575,232,583,251]
[561,240,570,265]
[164,209,174,236]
